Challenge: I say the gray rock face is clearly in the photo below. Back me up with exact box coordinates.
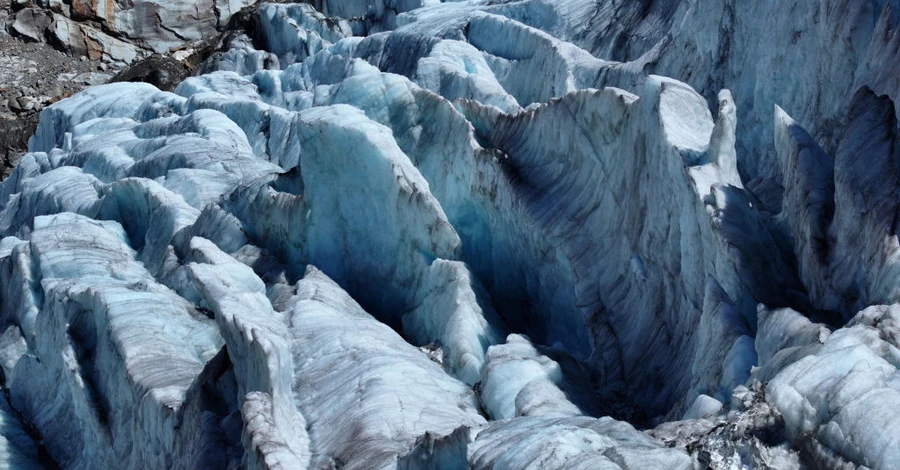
[6,0,254,66]
[11,8,51,42]
[61,0,253,52]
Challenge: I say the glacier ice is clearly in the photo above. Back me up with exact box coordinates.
[283,266,486,468]
[1,0,900,468]
[479,333,581,420]
[468,415,693,470]
[760,305,900,468]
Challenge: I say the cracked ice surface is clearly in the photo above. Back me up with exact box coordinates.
[1,0,900,468]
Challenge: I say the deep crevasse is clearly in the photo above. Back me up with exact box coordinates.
[0,0,899,468]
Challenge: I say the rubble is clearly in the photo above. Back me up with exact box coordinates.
[0,0,254,174]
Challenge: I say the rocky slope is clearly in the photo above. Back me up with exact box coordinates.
[0,0,252,175]
[1,0,900,469]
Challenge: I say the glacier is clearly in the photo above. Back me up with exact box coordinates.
[1,0,900,468]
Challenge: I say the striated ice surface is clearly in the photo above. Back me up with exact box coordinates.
[468,415,693,470]
[479,334,581,420]
[760,305,900,468]
[285,266,486,469]
[1,0,900,468]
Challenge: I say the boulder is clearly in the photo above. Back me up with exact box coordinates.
[11,8,51,42]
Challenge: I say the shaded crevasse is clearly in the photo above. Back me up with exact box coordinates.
[2,0,900,468]
[466,79,796,416]
[774,107,836,313]
[775,87,900,320]
[829,89,900,315]
[184,36,785,416]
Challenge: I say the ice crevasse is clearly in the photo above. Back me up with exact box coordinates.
[1,0,900,468]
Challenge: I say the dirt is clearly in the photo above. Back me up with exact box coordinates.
[0,12,133,176]
[0,0,266,177]
[0,111,36,178]
[0,28,119,97]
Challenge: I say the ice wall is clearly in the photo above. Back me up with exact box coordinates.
[1,0,900,468]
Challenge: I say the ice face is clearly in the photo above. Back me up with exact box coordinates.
[6,213,222,468]
[468,416,693,470]
[284,266,486,469]
[479,334,581,420]
[762,305,900,468]
[2,0,900,468]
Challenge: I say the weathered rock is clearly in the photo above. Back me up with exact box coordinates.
[46,0,69,15]
[0,9,10,30]
[110,54,190,91]
[70,0,111,21]
[66,0,252,53]
[16,96,33,110]
[82,23,138,62]
[6,98,22,113]
[51,14,139,63]
[0,111,38,178]
[50,13,85,53]
[71,71,110,85]
[11,8,51,42]
[650,384,802,469]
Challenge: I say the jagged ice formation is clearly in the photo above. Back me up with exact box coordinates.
[2,0,900,468]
